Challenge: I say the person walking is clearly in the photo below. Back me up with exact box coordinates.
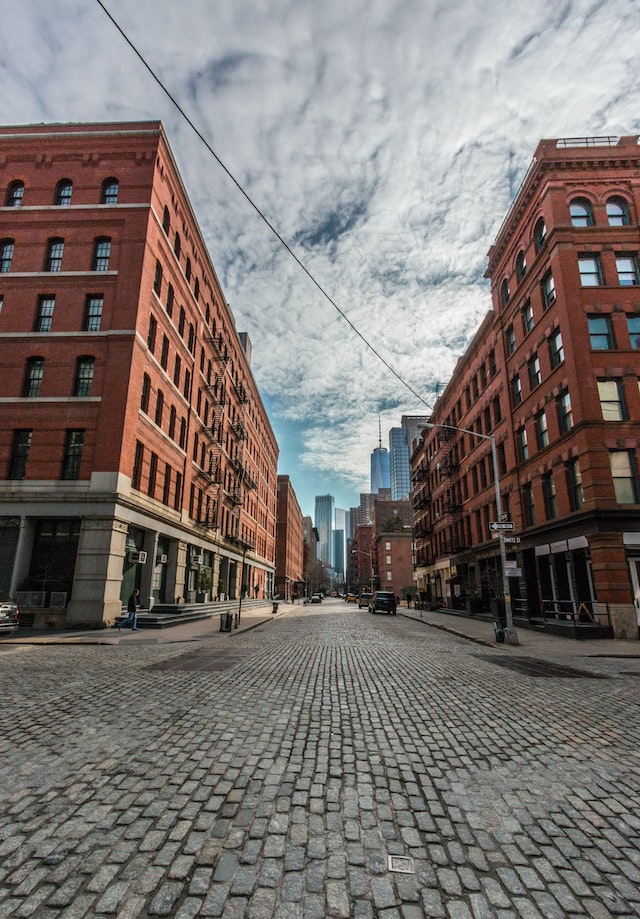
[118,589,140,631]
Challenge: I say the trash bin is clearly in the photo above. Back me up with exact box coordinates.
[220,612,232,632]
[272,602,279,614]
[494,620,505,643]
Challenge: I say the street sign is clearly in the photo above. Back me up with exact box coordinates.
[507,568,522,577]
[504,537,521,544]
[489,522,515,531]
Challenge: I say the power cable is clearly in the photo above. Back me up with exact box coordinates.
[94,0,432,412]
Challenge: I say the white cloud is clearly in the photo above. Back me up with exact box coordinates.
[2,0,640,515]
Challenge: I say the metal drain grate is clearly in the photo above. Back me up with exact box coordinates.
[147,649,255,672]
[388,855,415,874]
[479,655,608,679]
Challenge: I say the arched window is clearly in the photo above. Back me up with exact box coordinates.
[101,178,119,205]
[166,283,174,317]
[74,356,95,396]
[0,239,15,273]
[23,357,44,397]
[141,374,151,413]
[185,257,192,282]
[194,277,200,301]
[569,197,594,227]
[500,279,510,306]
[162,206,170,234]
[55,179,73,206]
[516,251,526,281]
[155,389,164,426]
[174,232,181,258]
[153,260,163,296]
[45,238,64,272]
[168,405,177,440]
[606,196,630,227]
[6,181,24,207]
[92,237,111,271]
[534,217,547,253]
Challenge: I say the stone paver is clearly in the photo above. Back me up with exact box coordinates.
[1,601,639,917]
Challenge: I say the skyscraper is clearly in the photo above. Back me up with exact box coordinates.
[314,494,334,567]
[389,416,430,499]
[371,419,391,494]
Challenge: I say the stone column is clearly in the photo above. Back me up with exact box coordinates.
[65,517,129,628]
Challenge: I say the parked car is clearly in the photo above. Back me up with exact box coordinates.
[368,590,397,615]
[311,593,322,603]
[346,592,358,603]
[0,598,19,633]
[358,591,373,608]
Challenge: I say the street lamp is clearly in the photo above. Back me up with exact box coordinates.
[422,422,519,646]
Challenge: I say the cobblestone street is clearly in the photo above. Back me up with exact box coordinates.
[1,600,640,918]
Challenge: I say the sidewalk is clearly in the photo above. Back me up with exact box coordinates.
[400,604,640,658]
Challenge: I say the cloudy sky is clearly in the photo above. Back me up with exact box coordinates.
[3,0,640,518]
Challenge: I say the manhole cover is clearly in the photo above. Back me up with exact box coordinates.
[148,649,255,672]
[480,655,608,679]
[388,855,415,873]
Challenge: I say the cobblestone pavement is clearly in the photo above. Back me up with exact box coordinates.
[1,600,640,918]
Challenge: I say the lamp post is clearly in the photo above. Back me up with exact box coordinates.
[350,544,375,595]
[423,422,519,646]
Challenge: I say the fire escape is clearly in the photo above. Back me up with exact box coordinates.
[434,431,465,558]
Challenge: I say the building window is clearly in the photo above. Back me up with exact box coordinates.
[74,357,95,396]
[606,196,630,227]
[492,396,502,425]
[522,483,535,526]
[588,315,614,350]
[627,315,640,349]
[566,458,584,511]
[511,374,522,406]
[92,238,111,271]
[23,357,44,397]
[160,334,169,370]
[528,354,541,389]
[84,295,103,331]
[194,277,200,301]
[163,464,172,505]
[569,197,594,227]
[55,179,73,206]
[132,441,144,490]
[488,349,497,377]
[535,410,549,449]
[578,255,603,287]
[45,238,64,272]
[178,306,186,337]
[597,379,625,421]
[8,430,31,480]
[168,405,177,440]
[185,257,192,282]
[0,239,14,272]
[534,217,547,253]
[166,283,174,317]
[141,373,151,413]
[162,206,170,234]
[516,250,526,281]
[174,471,183,510]
[174,232,181,258]
[500,279,510,306]
[155,390,164,426]
[557,389,573,433]
[35,295,55,332]
[173,354,181,386]
[549,329,565,367]
[517,426,528,461]
[506,324,516,355]
[153,260,163,296]
[188,322,195,353]
[6,181,24,207]
[179,417,187,449]
[541,270,555,308]
[61,430,84,480]
[101,178,119,205]
[609,451,639,504]
[616,254,640,286]
[183,368,191,400]
[147,314,157,352]
[148,452,158,498]
[522,300,534,335]
[542,472,558,519]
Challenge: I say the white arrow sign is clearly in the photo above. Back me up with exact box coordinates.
[489,522,515,531]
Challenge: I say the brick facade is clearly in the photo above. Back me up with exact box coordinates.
[275,475,304,601]
[0,122,278,627]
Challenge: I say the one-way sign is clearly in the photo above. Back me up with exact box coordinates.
[489,521,515,531]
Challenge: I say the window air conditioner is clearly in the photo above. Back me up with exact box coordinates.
[191,551,204,565]
[129,550,147,564]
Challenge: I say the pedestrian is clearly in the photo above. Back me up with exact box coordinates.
[118,589,140,630]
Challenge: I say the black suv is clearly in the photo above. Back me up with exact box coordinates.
[368,590,397,615]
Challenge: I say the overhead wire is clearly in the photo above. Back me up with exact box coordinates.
[94,0,432,413]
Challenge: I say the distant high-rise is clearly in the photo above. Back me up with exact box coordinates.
[390,416,430,499]
[314,494,335,567]
[371,418,391,494]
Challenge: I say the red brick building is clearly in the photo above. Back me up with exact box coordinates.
[413,135,640,639]
[275,475,304,601]
[0,122,278,627]
[371,498,415,601]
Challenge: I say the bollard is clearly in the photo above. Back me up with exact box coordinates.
[220,612,232,632]
[272,602,279,614]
